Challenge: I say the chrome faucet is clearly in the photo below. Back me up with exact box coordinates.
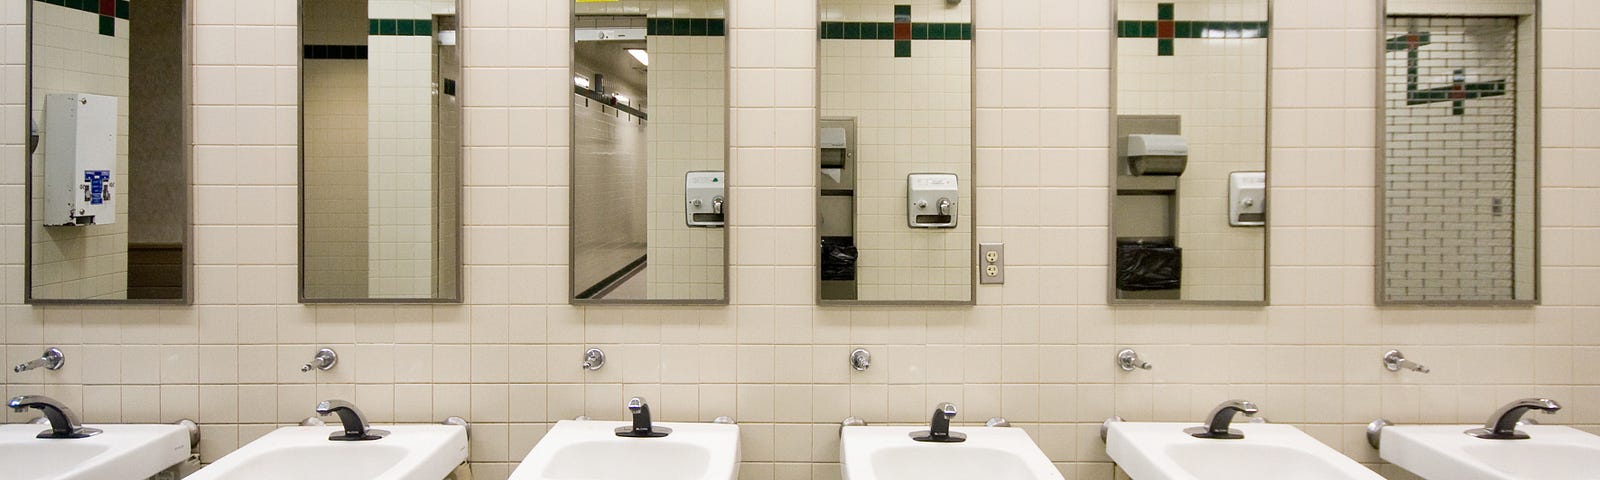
[910,402,966,443]
[1467,398,1561,440]
[615,397,671,438]
[8,395,101,439]
[1185,399,1258,439]
[316,399,387,441]
[937,197,953,216]
[712,196,725,215]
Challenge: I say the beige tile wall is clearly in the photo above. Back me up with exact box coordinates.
[1,0,1598,479]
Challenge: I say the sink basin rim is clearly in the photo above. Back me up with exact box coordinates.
[1379,424,1600,480]
[0,423,191,480]
[839,425,1064,480]
[1105,422,1384,480]
[510,419,741,480]
[182,424,468,480]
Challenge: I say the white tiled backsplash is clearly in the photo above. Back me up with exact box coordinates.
[2,1,1599,480]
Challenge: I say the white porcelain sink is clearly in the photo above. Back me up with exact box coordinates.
[185,425,467,480]
[840,426,1064,480]
[0,423,189,480]
[1105,422,1383,480]
[1380,424,1600,479]
[511,419,740,480]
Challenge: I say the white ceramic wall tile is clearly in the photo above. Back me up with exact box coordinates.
[1,0,1599,479]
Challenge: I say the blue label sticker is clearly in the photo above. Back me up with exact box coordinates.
[83,170,110,205]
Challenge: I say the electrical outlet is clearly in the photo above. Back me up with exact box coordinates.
[979,243,1004,284]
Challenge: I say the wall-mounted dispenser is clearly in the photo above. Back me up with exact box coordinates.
[1123,134,1188,176]
[907,173,958,228]
[685,170,726,227]
[1115,116,1182,300]
[43,93,117,227]
[1228,171,1266,227]
[819,118,858,300]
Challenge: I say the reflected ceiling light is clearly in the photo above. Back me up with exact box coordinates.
[574,75,591,89]
[626,48,649,66]
[613,93,630,104]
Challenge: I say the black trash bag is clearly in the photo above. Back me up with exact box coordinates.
[821,239,858,281]
[1117,242,1181,291]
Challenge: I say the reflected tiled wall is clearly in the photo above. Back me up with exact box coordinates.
[2,1,1600,480]
[1116,0,1268,301]
[27,1,131,299]
[820,0,974,302]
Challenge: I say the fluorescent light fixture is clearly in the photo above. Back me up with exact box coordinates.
[613,93,630,104]
[626,48,649,66]
[574,75,591,89]
[437,30,457,46]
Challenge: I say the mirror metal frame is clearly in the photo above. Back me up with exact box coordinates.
[296,0,465,304]
[567,5,733,306]
[813,0,979,307]
[23,0,194,305]
[1105,0,1272,306]
[1373,0,1541,306]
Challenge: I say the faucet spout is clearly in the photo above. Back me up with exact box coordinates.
[7,395,101,439]
[1185,399,1258,439]
[910,402,966,443]
[615,397,672,438]
[1468,398,1561,440]
[316,399,387,441]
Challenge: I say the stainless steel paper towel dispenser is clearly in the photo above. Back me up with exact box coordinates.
[1124,134,1188,176]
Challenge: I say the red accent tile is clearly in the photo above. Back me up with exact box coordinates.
[1157,20,1175,39]
[894,22,911,40]
[100,0,115,16]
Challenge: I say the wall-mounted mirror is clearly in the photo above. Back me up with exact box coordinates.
[299,0,461,302]
[1109,0,1270,304]
[569,0,729,304]
[27,0,190,303]
[1379,0,1538,304]
[816,0,975,305]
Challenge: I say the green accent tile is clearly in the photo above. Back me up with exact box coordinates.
[115,0,128,19]
[709,18,725,36]
[823,22,844,39]
[368,19,379,35]
[894,39,911,57]
[384,19,399,35]
[1158,3,1174,20]
[911,22,928,40]
[961,23,972,40]
[877,23,894,39]
[1157,38,1173,56]
[1141,21,1157,37]
[98,15,113,36]
[690,18,707,36]
[673,18,690,35]
[398,19,414,35]
[894,4,911,19]
[647,18,659,35]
